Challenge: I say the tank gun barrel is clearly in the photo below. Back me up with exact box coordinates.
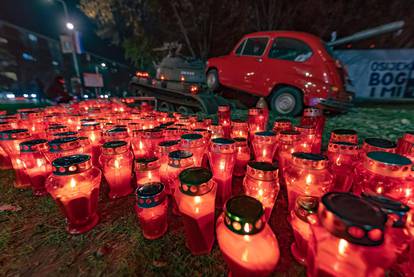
[327,21,404,47]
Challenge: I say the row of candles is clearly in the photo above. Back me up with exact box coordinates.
[1,100,414,276]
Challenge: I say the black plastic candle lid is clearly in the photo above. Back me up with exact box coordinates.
[292,152,326,161]
[168,150,193,160]
[103,140,127,149]
[233,137,247,143]
[248,161,278,171]
[179,167,213,196]
[20,139,48,152]
[295,196,319,223]
[332,129,357,135]
[224,195,265,235]
[54,131,78,137]
[274,118,291,123]
[136,182,165,208]
[0,129,30,140]
[181,133,202,141]
[320,192,386,246]
[108,127,127,133]
[255,131,276,137]
[280,130,300,135]
[367,151,411,166]
[211,138,235,145]
[48,124,66,131]
[52,154,92,175]
[159,122,175,128]
[159,140,180,147]
[362,192,409,228]
[48,137,79,152]
[136,156,158,164]
[364,138,396,149]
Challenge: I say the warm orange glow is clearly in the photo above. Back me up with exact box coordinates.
[70,177,77,189]
[338,239,348,256]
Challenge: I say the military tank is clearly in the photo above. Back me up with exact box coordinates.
[129,22,404,114]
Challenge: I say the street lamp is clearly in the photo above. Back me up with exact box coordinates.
[100,62,107,68]
[66,22,74,30]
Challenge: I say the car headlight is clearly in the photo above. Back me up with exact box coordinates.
[23,94,29,98]
[6,93,15,99]
[30,93,37,98]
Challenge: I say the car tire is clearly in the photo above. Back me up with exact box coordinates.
[206,69,221,92]
[269,86,303,116]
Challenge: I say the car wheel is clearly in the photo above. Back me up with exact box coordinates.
[269,86,303,116]
[206,69,221,92]
[159,101,174,112]
[177,105,193,115]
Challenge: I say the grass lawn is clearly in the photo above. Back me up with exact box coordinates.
[0,105,413,276]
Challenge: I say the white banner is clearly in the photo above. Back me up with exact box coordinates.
[334,49,414,100]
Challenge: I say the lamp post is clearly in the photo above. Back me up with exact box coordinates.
[52,0,82,95]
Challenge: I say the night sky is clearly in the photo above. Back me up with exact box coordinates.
[0,0,125,63]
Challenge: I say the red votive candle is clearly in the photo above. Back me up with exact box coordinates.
[135,182,168,240]
[353,151,414,207]
[0,122,12,170]
[272,118,292,133]
[290,196,319,266]
[284,152,333,212]
[233,137,250,177]
[329,129,358,144]
[216,195,280,276]
[162,150,194,196]
[180,133,207,167]
[45,137,82,164]
[231,120,249,139]
[252,131,277,163]
[361,137,396,155]
[0,129,31,188]
[208,124,224,139]
[46,154,101,234]
[135,157,161,188]
[46,125,69,140]
[243,161,279,221]
[175,167,217,255]
[163,127,182,141]
[79,122,102,166]
[141,128,164,158]
[294,125,320,154]
[307,192,393,277]
[100,141,133,199]
[277,130,301,177]
[397,131,414,155]
[24,111,45,138]
[103,127,129,144]
[19,139,51,196]
[301,107,325,136]
[218,105,231,138]
[156,139,180,179]
[248,108,268,139]
[326,141,359,192]
[208,138,236,209]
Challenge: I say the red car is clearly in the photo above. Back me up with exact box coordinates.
[206,31,352,116]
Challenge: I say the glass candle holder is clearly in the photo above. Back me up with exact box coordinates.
[243,161,279,221]
[294,125,319,154]
[162,150,194,196]
[277,130,301,177]
[218,105,231,138]
[46,125,69,140]
[329,129,358,144]
[209,124,224,139]
[25,111,45,138]
[272,118,292,134]
[163,127,182,141]
[46,137,82,164]
[79,122,102,166]
[46,154,101,234]
[397,131,414,154]
[326,141,359,192]
[135,182,168,240]
[0,122,12,170]
[248,108,269,137]
[135,157,161,188]
[361,137,396,156]
[307,192,392,277]
[216,195,280,276]
[208,138,236,209]
[231,120,249,139]
[141,128,164,158]
[180,133,206,167]
[53,131,79,139]
[301,107,325,136]
[353,151,414,207]
[19,139,51,196]
[175,167,217,255]
[100,141,133,199]
[233,137,250,177]
[252,131,277,163]
[284,152,333,213]
[290,196,319,265]
[103,127,129,143]
[0,129,31,188]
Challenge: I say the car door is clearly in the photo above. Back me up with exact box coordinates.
[231,37,269,93]
[218,39,247,87]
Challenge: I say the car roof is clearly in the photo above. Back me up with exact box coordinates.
[243,31,322,42]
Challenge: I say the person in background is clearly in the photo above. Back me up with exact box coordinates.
[45,76,72,103]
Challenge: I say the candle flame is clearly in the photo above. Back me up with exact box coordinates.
[36,159,44,167]
[305,174,312,185]
[338,239,348,255]
[139,141,143,149]
[70,178,77,188]
[194,196,201,204]
[114,159,120,169]
[219,161,225,171]
[405,188,412,198]
[90,133,96,142]
[376,187,383,194]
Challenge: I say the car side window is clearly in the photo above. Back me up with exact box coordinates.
[235,40,246,55]
[268,38,313,62]
[240,37,268,56]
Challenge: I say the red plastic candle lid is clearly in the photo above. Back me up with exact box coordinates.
[224,195,265,235]
[48,137,80,152]
[246,161,278,181]
[291,152,328,169]
[180,133,204,148]
[363,138,396,151]
[136,156,159,170]
[279,130,300,142]
[0,129,30,140]
[330,129,358,142]
[210,138,235,153]
[327,141,359,155]
[20,139,48,152]
[179,167,214,196]
[52,154,92,175]
[273,118,292,130]
[294,125,316,135]
[320,192,386,246]
[168,150,193,168]
[102,140,128,155]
